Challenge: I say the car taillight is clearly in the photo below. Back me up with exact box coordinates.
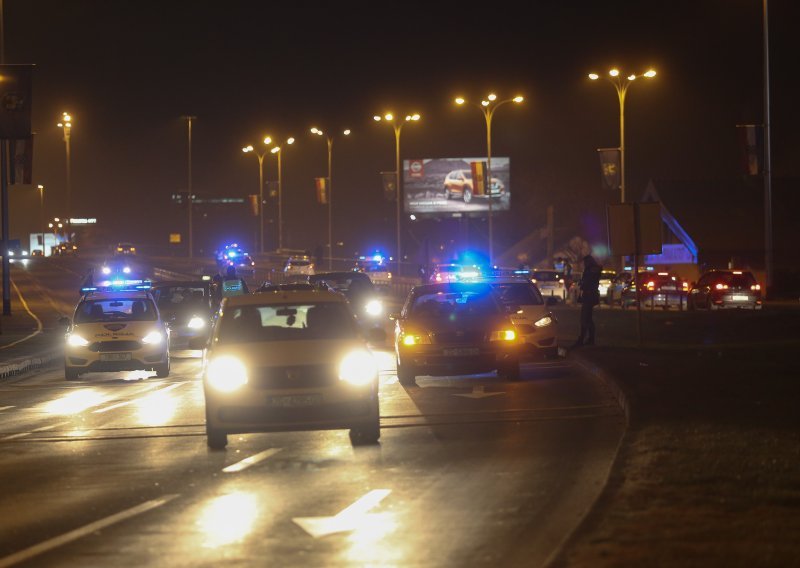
[646,281,655,290]
[435,274,442,282]
[715,283,728,290]
[682,282,689,290]
[751,284,761,291]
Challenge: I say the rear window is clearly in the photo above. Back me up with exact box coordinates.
[410,290,499,318]
[217,302,357,343]
[719,272,757,287]
[75,299,158,323]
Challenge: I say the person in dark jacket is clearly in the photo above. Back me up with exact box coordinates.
[572,254,602,347]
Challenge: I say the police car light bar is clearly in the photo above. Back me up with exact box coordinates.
[83,279,153,294]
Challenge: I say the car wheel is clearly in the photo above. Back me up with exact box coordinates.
[396,361,416,386]
[65,365,80,381]
[499,361,521,381]
[206,422,228,450]
[349,419,380,446]
[463,188,472,203]
[155,355,170,378]
[444,187,451,199]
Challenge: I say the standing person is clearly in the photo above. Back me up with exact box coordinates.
[572,254,602,348]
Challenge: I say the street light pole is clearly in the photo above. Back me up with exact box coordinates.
[311,127,351,270]
[38,184,44,254]
[271,137,294,252]
[57,112,73,237]
[374,113,420,276]
[242,137,272,254]
[182,116,196,258]
[455,94,523,266]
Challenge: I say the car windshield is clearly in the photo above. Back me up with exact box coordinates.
[217,302,358,343]
[492,283,544,306]
[410,290,498,318]
[75,299,158,323]
[152,286,208,311]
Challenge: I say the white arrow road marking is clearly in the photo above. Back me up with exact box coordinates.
[293,489,391,538]
[453,385,505,399]
[223,448,282,473]
[0,494,180,568]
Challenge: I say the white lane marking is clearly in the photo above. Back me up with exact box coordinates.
[293,489,391,538]
[0,280,43,350]
[0,406,14,412]
[222,448,282,473]
[93,382,188,414]
[0,494,179,568]
[1,421,71,441]
[453,385,505,399]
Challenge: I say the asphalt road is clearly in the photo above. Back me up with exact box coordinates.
[0,256,625,567]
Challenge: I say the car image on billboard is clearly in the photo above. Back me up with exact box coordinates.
[403,157,511,216]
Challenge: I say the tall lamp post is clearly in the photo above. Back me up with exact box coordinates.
[37,184,44,254]
[310,126,351,270]
[242,136,272,254]
[270,137,295,252]
[56,112,73,237]
[182,116,196,258]
[588,69,656,205]
[455,94,523,267]
[373,112,420,276]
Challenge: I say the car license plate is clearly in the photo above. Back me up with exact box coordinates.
[267,394,323,408]
[732,295,749,301]
[100,353,131,361]
[443,347,480,356]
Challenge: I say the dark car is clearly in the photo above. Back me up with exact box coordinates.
[256,281,316,293]
[620,271,689,310]
[308,271,384,329]
[688,269,762,310]
[391,282,522,385]
[151,280,215,351]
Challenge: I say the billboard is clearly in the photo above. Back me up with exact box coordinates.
[403,157,510,216]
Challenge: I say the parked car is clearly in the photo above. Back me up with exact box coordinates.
[597,269,618,300]
[442,169,506,203]
[391,281,522,385]
[620,272,689,310]
[687,269,763,310]
[531,269,567,302]
[284,255,315,278]
[202,290,384,449]
[151,280,215,352]
[607,271,633,306]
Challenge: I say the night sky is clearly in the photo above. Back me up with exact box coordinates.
[6,0,799,262]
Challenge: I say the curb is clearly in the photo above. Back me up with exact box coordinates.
[567,349,632,427]
[0,348,62,380]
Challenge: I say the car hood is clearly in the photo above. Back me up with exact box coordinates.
[402,313,509,335]
[506,305,551,326]
[208,338,370,368]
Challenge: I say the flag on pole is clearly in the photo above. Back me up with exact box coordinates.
[315,177,328,204]
[597,148,621,191]
[9,136,33,184]
[247,194,259,216]
[381,171,397,201]
[736,124,762,176]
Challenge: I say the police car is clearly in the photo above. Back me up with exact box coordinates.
[63,280,170,380]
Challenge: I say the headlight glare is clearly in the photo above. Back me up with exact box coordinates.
[102,266,111,275]
[402,333,430,346]
[187,316,206,329]
[534,316,553,328]
[206,356,248,392]
[489,329,517,341]
[364,299,383,316]
[67,333,89,347]
[141,330,164,344]
[339,350,378,386]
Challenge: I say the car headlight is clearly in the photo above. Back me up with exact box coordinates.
[533,316,553,328]
[67,333,90,347]
[339,349,378,386]
[187,316,206,330]
[102,266,111,275]
[489,329,517,342]
[401,332,431,346]
[364,299,383,316]
[142,330,164,345]
[123,266,131,274]
[206,356,248,392]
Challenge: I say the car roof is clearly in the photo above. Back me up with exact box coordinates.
[411,281,493,294]
[222,290,345,307]
[152,280,210,288]
[475,276,534,285]
[82,290,153,301]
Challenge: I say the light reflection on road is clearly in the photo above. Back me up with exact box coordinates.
[196,491,260,548]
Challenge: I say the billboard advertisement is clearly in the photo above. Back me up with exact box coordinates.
[403,157,510,216]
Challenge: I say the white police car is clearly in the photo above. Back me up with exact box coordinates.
[63,281,170,380]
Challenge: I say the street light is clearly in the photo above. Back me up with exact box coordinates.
[270,137,295,252]
[455,93,524,266]
[56,112,72,236]
[373,112,421,276]
[587,68,656,204]
[181,116,196,258]
[310,126,351,270]
[37,184,44,255]
[242,136,273,253]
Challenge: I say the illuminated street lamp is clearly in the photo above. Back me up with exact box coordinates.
[455,93,523,266]
[56,112,73,234]
[373,112,421,275]
[270,137,295,252]
[37,184,44,255]
[310,126,351,269]
[242,136,273,253]
[587,68,656,204]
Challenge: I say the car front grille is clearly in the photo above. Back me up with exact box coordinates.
[431,331,486,344]
[89,340,142,352]
[250,364,336,389]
